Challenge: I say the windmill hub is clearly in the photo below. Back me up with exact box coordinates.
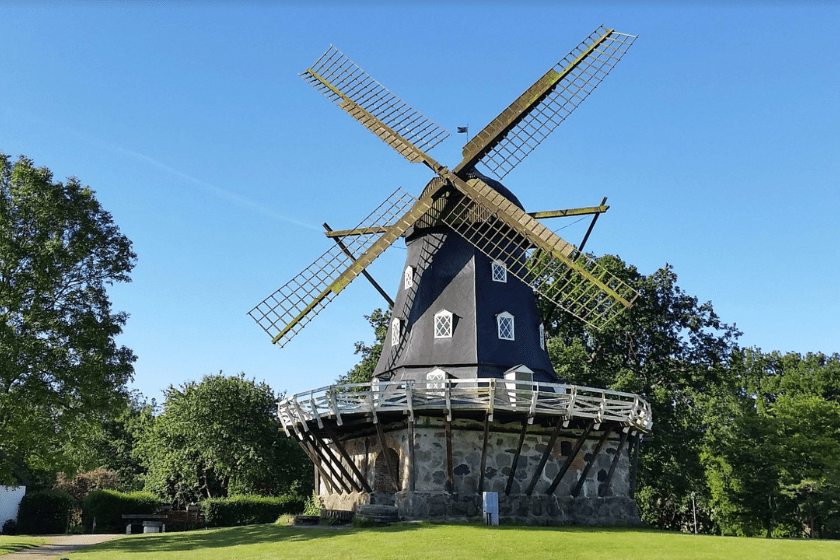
[254,26,652,524]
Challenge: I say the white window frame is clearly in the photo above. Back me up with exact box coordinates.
[426,367,446,397]
[497,311,514,341]
[391,317,402,346]
[434,309,453,339]
[491,259,507,283]
[539,323,545,350]
[404,266,414,290]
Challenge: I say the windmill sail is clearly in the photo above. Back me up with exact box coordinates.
[249,188,419,347]
[302,46,450,166]
[455,26,637,180]
[440,175,638,329]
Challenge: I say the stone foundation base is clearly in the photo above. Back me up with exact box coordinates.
[322,490,640,525]
[395,491,640,525]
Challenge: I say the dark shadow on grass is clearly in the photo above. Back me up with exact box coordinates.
[79,523,427,554]
[0,541,41,554]
[74,523,680,556]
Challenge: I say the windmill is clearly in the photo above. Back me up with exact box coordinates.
[255,26,653,524]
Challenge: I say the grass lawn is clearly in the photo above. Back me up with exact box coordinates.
[0,535,46,556]
[65,523,840,560]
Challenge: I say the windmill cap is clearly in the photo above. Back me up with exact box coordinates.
[420,169,525,212]
[464,169,525,211]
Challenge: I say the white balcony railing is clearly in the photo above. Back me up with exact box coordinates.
[278,378,653,434]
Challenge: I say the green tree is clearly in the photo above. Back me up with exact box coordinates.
[705,350,840,537]
[63,391,157,491]
[0,154,137,486]
[337,308,389,384]
[138,373,310,504]
[539,256,741,531]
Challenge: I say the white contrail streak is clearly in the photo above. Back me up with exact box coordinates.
[107,143,321,232]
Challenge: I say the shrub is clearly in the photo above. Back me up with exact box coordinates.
[82,489,159,533]
[302,491,322,515]
[16,489,76,534]
[55,468,120,502]
[202,495,304,527]
[2,519,18,535]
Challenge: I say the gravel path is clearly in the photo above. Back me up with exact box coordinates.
[6,534,122,559]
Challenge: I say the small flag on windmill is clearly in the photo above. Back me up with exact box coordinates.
[457,125,468,141]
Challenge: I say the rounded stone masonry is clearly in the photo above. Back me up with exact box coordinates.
[280,379,651,524]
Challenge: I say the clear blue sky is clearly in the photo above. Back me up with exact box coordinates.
[2,2,838,401]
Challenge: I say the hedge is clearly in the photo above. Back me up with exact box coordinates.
[16,489,76,535]
[82,490,160,533]
[201,495,304,527]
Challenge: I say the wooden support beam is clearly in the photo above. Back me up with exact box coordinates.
[291,399,309,432]
[547,420,595,495]
[525,416,564,495]
[578,196,608,253]
[322,425,373,493]
[324,225,390,238]
[323,205,609,239]
[308,398,323,429]
[571,424,614,498]
[530,204,609,220]
[629,432,641,499]
[308,446,335,494]
[305,430,352,494]
[445,416,454,492]
[598,428,629,497]
[408,418,416,492]
[324,222,395,307]
[375,422,400,492]
[444,381,452,421]
[478,412,491,493]
[292,430,335,494]
[309,429,362,493]
[505,418,529,495]
[328,391,343,426]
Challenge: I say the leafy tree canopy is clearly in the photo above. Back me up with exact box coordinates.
[539,256,741,527]
[0,154,137,486]
[337,307,388,384]
[63,390,157,491]
[138,372,310,505]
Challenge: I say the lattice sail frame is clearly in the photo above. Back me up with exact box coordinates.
[302,46,450,164]
[248,189,418,347]
[458,26,637,180]
[438,179,637,328]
